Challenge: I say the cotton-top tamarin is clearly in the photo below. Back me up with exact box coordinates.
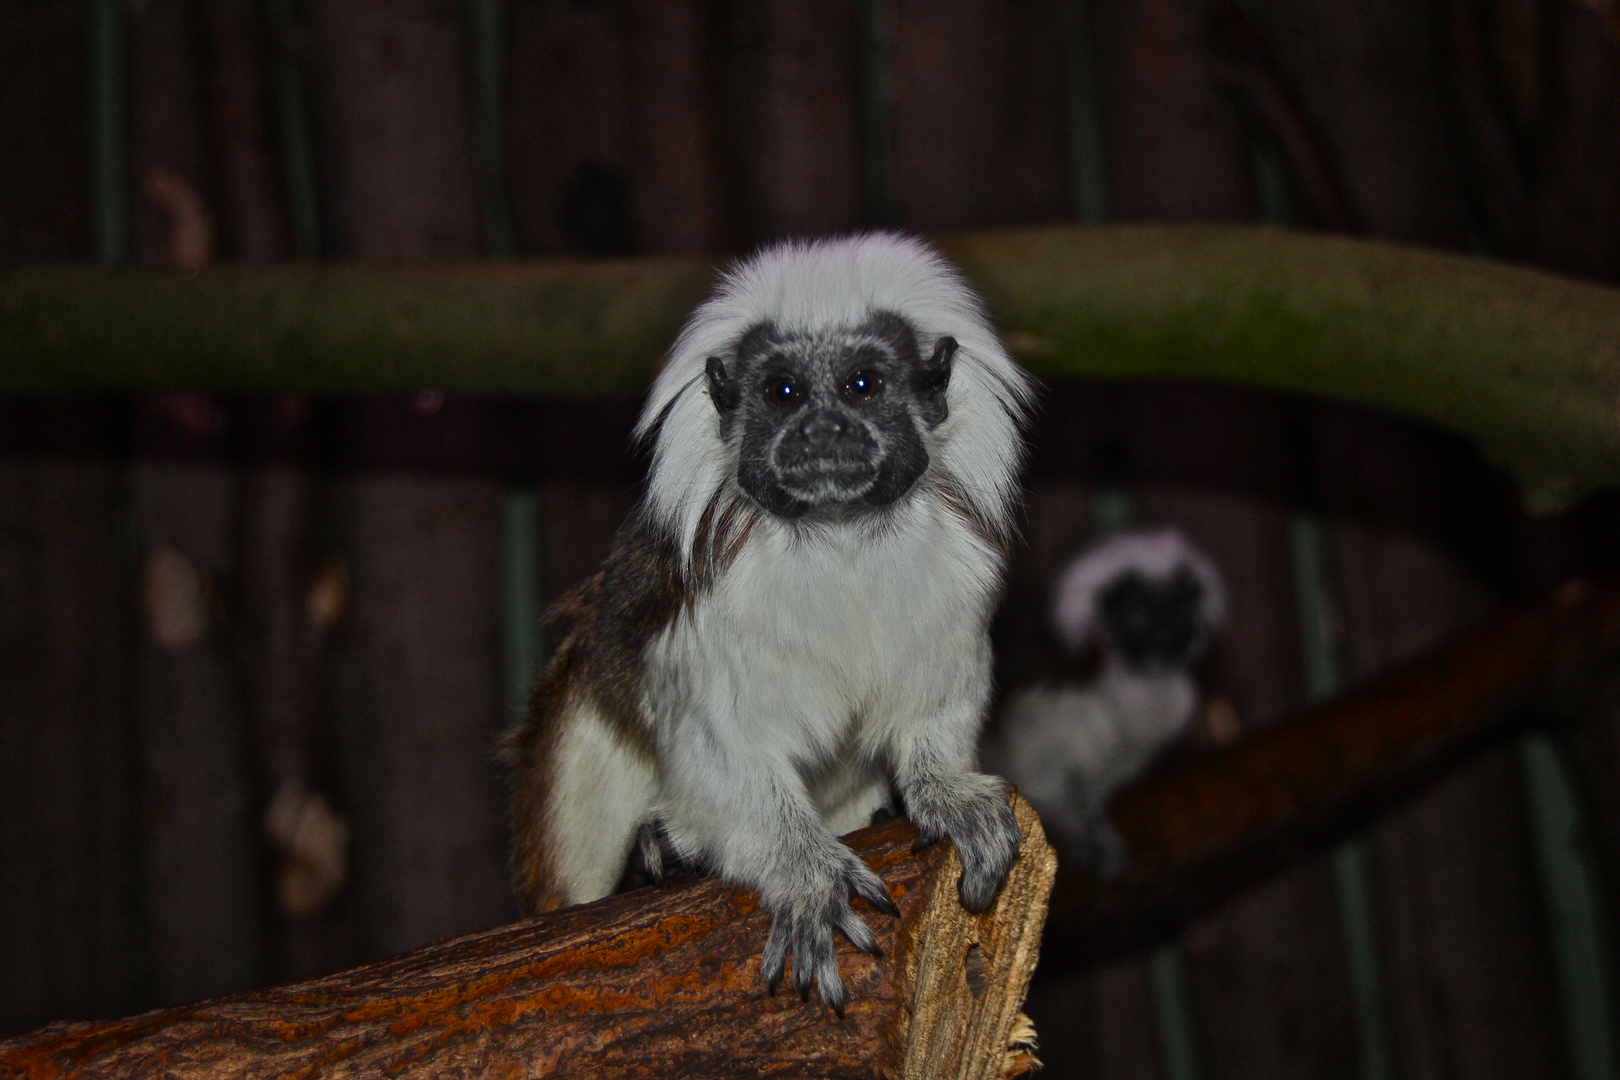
[501,233,1034,1013]
[987,529,1226,873]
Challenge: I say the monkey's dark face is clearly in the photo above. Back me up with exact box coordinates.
[705,311,953,518]
[1096,567,1208,670]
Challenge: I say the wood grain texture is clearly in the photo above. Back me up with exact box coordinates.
[0,797,1057,1080]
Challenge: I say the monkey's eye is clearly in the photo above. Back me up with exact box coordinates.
[845,370,883,401]
[767,377,799,405]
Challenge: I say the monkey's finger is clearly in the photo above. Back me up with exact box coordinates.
[792,923,832,1000]
[848,869,901,918]
[814,948,848,1018]
[837,907,880,956]
[762,918,791,994]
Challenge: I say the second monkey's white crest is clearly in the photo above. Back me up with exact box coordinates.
[636,232,1035,566]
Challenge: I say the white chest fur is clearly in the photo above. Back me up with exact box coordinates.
[642,491,1000,823]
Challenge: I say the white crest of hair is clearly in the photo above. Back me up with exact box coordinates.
[634,232,1035,569]
[1049,527,1228,652]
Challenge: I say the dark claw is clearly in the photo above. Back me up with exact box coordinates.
[850,870,901,918]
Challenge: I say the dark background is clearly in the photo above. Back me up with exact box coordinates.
[4,0,1620,1076]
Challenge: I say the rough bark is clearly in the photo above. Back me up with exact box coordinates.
[0,797,1057,1080]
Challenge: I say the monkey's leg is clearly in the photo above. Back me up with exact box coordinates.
[538,700,658,906]
[658,740,899,1016]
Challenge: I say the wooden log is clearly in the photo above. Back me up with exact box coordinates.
[0,797,1057,1080]
[1044,572,1620,960]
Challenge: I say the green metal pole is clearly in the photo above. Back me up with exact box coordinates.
[265,0,321,259]
[465,0,515,260]
[88,0,127,265]
[856,0,896,229]
[1289,516,1396,1080]
[1520,731,1619,1080]
[1058,0,1107,223]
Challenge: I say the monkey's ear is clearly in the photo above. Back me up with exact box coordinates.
[705,356,739,412]
[921,336,956,393]
[915,337,955,427]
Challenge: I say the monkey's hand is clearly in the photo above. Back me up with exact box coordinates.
[908,773,1022,912]
[760,845,900,1017]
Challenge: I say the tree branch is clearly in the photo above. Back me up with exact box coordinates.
[0,798,1056,1080]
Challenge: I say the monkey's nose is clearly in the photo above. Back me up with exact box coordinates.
[801,410,847,446]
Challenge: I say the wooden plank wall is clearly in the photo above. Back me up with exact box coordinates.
[3,8,1620,1080]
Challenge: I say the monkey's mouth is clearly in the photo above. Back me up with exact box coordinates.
[771,455,881,505]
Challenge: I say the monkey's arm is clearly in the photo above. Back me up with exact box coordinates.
[656,720,899,1016]
[886,649,1022,913]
